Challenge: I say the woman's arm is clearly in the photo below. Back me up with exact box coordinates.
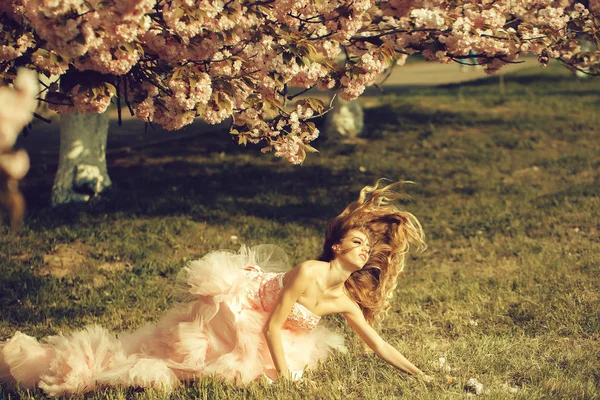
[263,263,312,379]
[340,297,423,375]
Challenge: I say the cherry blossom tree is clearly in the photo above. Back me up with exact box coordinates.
[1,0,598,205]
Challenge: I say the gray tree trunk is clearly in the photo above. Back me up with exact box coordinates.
[51,111,112,206]
[323,97,364,140]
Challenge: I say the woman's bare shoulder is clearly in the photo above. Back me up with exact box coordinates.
[319,292,360,317]
[336,292,361,315]
[296,259,329,272]
[284,260,328,285]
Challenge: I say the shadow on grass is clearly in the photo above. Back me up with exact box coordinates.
[0,266,103,327]
[15,92,528,230]
[439,71,569,89]
[18,68,599,231]
[533,182,600,209]
[21,130,363,230]
[102,160,346,222]
[362,101,518,136]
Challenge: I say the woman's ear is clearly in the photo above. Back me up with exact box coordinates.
[332,244,340,253]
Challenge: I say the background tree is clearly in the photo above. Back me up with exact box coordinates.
[1,0,598,205]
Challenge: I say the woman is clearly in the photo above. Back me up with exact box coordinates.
[265,180,426,380]
[0,180,426,396]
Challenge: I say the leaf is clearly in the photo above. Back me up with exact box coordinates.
[238,135,248,146]
[269,97,283,110]
[262,100,280,119]
[220,80,234,95]
[172,67,183,80]
[32,49,49,58]
[304,43,317,57]
[82,0,94,10]
[195,9,207,19]
[302,143,319,153]
[381,44,395,60]
[297,46,308,57]
[105,83,117,97]
[283,52,294,64]
[307,98,325,113]
[122,42,135,53]
[218,95,229,110]
[45,91,72,105]
[361,11,372,24]
[72,33,86,45]
[297,146,306,163]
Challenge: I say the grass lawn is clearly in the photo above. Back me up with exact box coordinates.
[1,62,599,399]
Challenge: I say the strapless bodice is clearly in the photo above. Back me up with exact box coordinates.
[245,267,321,330]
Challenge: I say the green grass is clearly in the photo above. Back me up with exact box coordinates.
[1,62,599,399]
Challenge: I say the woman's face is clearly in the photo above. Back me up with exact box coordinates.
[333,229,371,269]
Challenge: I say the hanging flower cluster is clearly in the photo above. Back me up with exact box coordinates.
[1,0,598,163]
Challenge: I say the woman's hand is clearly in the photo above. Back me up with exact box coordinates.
[339,296,423,376]
[277,368,291,381]
[264,263,312,382]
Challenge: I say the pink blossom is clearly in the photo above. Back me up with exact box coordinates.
[134,99,155,122]
[0,68,36,181]
[21,0,153,73]
[0,68,38,151]
[32,49,70,75]
[0,30,34,62]
[340,76,366,101]
[273,135,305,164]
[64,84,114,114]
[153,108,195,131]
[410,8,448,30]
[0,0,597,164]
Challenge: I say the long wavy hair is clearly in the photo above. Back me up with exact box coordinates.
[318,180,426,325]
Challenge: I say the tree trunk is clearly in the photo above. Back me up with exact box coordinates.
[51,111,112,206]
[323,97,364,140]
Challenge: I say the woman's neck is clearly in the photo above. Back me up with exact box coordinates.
[326,258,354,289]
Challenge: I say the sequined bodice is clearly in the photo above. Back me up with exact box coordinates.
[246,268,321,330]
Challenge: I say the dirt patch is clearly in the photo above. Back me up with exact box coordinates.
[449,126,487,137]
[512,165,541,177]
[98,261,131,272]
[38,242,133,277]
[39,241,91,277]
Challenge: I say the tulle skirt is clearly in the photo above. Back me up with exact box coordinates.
[0,245,346,396]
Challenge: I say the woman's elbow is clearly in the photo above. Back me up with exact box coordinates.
[263,321,280,337]
[371,340,388,358]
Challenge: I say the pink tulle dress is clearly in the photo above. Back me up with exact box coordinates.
[0,245,346,396]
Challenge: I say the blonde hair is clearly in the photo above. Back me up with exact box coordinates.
[319,180,426,325]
